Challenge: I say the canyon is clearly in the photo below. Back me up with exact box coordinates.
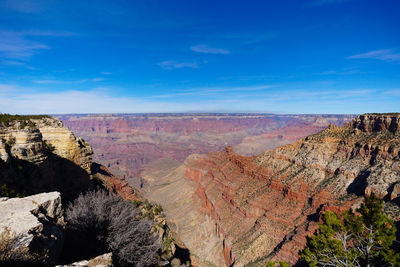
[3,113,398,266]
[141,114,400,266]
[58,113,354,189]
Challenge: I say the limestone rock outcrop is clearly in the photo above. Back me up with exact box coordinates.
[0,192,64,264]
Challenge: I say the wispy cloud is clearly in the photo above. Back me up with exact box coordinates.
[32,79,86,85]
[347,49,400,62]
[190,45,230,54]
[158,61,198,69]
[318,69,361,75]
[0,31,50,59]
[32,78,104,84]
[101,72,112,75]
[1,60,36,70]
[92,78,105,82]
[0,30,76,60]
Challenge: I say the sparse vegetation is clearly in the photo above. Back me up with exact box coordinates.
[0,114,50,127]
[0,184,26,198]
[0,227,42,264]
[0,227,28,262]
[66,190,161,267]
[300,193,400,266]
[266,261,289,267]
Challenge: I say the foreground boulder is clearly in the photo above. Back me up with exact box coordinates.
[0,192,64,265]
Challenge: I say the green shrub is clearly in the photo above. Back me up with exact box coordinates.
[0,184,26,198]
[300,193,400,266]
[0,114,50,126]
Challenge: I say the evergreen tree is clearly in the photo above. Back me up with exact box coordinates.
[300,193,399,266]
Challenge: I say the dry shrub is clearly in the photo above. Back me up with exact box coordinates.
[0,227,34,263]
[66,190,161,267]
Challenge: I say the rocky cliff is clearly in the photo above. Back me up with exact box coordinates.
[142,114,400,266]
[0,115,189,266]
[0,115,93,200]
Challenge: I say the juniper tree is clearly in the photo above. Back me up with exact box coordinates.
[300,193,399,267]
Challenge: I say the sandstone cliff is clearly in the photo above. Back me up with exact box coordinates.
[142,114,400,266]
[0,115,93,200]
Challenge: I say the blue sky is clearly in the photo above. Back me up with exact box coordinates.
[0,0,399,114]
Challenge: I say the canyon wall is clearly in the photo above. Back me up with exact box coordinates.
[58,114,354,189]
[142,114,400,266]
[0,116,93,200]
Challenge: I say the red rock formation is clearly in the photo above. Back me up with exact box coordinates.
[163,114,400,266]
[91,163,140,201]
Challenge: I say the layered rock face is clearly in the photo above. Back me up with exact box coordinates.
[35,118,93,174]
[0,117,92,171]
[58,114,353,188]
[142,114,400,266]
[0,192,64,264]
[0,117,93,200]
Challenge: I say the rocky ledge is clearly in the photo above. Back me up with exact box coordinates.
[0,192,64,265]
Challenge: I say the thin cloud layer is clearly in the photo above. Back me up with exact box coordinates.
[0,84,397,115]
[347,49,400,62]
[190,45,230,54]
[0,30,76,60]
[0,31,50,59]
[158,61,198,69]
